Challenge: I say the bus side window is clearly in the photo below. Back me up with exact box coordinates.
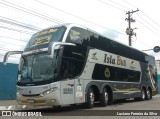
[66,27,89,46]
[61,60,75,79]
[61,59,84,80]
[61,61,68,79]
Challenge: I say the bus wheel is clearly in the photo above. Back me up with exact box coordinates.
[146,89,152,100]
[100,88,108,107]
[86,88,95,108]
[141,88,146,101]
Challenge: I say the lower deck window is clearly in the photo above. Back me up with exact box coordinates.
[92,64,140,82]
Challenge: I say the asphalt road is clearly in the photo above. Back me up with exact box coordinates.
[1,96,160,119]
[31,96,160,115]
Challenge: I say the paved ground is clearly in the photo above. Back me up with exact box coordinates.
[0,100,17,106]
[0,95,160,118]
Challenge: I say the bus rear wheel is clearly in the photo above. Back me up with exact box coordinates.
[146,88,152,100]
[140,88,146,101]
[86,88,95,108]
[100,88,108,107]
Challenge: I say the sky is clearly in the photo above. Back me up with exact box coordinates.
[0,0,160,64]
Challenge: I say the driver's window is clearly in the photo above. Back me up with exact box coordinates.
[61,60,75,79]
[61,61,69,79]
[61,58,84,80]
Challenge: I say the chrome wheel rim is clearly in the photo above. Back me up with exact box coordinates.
[147,90,150,99]
[104,91,108,103]
[142,90,145,99]
[90,91,94,104]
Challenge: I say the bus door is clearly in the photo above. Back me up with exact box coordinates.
[60,60,75,105]
[60,79,75,105]
[60,78,84,105]
[60,58,85,105]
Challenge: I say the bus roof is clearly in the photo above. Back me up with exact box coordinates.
[65,23,150,57]
[38,23,151,57]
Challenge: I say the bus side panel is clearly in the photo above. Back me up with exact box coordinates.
[83,80,131,102]
[74,78,85,104]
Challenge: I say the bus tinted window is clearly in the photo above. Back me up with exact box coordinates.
[66,27,89,46]
[60,58,84,79]
[92,64,140,82]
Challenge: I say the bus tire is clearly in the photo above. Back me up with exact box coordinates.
[140,88,146,101]
[86,87,95,108]
[100,88,108,107]
[146,88,152,100]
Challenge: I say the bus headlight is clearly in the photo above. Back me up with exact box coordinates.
[16,91,21,96]
[40,87,58,96]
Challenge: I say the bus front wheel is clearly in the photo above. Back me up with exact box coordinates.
[141,88,146,101]
[146,88,152,100]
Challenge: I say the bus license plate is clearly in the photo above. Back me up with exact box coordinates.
[27,99,35,103]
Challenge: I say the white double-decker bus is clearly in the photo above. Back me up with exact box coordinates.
[3,23,158,108]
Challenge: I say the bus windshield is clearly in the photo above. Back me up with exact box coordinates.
[18,52,58,83]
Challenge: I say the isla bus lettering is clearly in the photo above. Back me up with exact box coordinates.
[104,54,126,66]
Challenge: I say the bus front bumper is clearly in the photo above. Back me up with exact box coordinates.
[16,91,61,106]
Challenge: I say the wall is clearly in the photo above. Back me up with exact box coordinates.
[0,63,18,100]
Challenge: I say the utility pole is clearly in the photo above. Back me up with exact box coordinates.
[125,9,139,46]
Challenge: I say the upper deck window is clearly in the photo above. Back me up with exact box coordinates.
[66,27,89,46]
[25,26,66,50]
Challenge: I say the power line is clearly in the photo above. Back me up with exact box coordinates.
[34,0,126,35]
[107,0,131,10]
[0,47,21,51]
[97,0,125,12]
[0,0,63,24]
[122,0,137,9]
[119,0,160,42]
[0,0,64,24]
[0,25,34,34]
[0,49,10,52]
[122,0,160,33]
[0,40,26,46]
[140,11,160,29]
[135,14,160,33]
[136,19,160,38]
[0,0,127,36]
[110,0,160,36]
[99,0,159,48]
[0,36,28,42]
[0,16,41,31]
[0,0,156,50]
[136,40,152,49]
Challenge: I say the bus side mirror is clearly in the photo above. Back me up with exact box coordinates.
[3,51,23,65]
[48,42,76,58]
